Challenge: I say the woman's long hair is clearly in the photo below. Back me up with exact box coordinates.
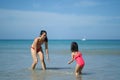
[40,30,48,42]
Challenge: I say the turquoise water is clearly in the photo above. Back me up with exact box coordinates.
[0,40,120,80]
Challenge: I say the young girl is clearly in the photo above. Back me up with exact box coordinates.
[31,30,49,70]
[68,42,85,76]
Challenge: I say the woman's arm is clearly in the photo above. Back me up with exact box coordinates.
[45,42,49,60]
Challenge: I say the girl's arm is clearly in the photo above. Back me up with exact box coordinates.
[68,59,74,64]
[68,53,74,64]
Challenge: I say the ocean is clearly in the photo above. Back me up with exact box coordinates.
[0,39,120,80]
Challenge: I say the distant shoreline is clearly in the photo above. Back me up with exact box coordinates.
[0,39,120,41]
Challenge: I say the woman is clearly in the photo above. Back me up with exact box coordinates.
[31,30,49,70]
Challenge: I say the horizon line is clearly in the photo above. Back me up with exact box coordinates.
[0,39,120,41]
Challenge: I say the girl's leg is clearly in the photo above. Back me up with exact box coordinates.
[76,75,82,80]
[31,49,38,70]
[75,64,82,76]
[38,51,46,70]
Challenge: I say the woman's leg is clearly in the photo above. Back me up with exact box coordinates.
[31,49,38,70]
[38,51,46,70]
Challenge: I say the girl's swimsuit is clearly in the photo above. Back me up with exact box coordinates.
[73,52,85,68]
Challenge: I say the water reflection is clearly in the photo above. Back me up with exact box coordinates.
[30,68,83,80]
[76,75,82,80]
[31,70,46,80]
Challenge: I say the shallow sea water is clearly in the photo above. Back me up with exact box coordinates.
[0,40,120,80]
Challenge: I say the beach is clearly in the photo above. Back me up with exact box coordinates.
[0,40,120,80]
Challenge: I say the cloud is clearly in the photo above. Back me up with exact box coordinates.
[0,9,120,39]
[1,9,120,28]
[74,0,99,7]
[0,9,105,27]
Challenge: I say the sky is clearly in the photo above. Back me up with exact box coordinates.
[0,0,120,40]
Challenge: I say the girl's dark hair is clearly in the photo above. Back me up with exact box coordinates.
[71,42,78,52]
[40,30,48,42]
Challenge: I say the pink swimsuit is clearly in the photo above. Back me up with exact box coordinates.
[73,52,85,68]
